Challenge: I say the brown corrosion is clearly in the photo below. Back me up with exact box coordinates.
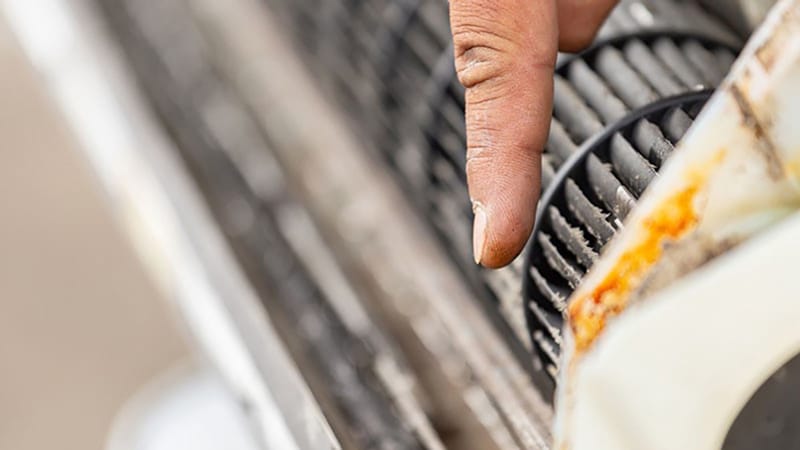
[755,5,800,71]
[568,151,726,353]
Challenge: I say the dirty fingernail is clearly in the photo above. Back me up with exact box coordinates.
[472,203,488,265]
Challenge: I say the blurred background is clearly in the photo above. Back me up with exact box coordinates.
[0,16,188,450]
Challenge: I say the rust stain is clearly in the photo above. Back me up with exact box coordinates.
[755,5,800,71]
[756,32,780,72]
[729,82,784,179]
[567,151,726,353]
[785,157,800,180]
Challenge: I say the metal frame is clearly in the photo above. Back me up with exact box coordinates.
[1,1,338,448]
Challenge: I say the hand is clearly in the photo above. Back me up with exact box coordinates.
[450,0,618,268]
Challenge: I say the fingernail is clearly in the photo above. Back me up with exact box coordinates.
[472,202,488,265]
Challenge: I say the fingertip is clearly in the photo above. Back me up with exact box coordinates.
[472,185,539,269]
[472,202,488,265]
[475,212,535,269]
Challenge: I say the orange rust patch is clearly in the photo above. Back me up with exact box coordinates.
[568,151,726,353]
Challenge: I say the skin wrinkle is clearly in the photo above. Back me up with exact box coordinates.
[452,27,516,52]
[450,0,617,267]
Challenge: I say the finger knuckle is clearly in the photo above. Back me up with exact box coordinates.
[451,3,518,89]
[453,38,517,89]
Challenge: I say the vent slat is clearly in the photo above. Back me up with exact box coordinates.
[662,107,695,142]
[623,39,685,96]
[529,266,568,313]
[653,37,707,88]
[682,39,727,86]
[533,330,560,368]
[609,133,657,196]
[586,154,636,219]
[547,120,579,166]
[564,179,616,245]
[632,118,675,166]
[528,302,564,345]
[595,46,659,109]
[548,206,598,268]
[541,155,557,190]
[553,75,604,141]
[538,232,585,288]
[567,59,628,124]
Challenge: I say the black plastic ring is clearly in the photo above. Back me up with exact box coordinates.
[521,90,714,392]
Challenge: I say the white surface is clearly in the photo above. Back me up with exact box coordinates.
[108,367,261,450]
[568,212,800,450]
